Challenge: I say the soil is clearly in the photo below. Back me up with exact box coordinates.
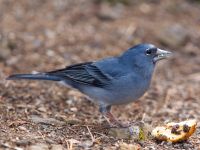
[0,0,200,149]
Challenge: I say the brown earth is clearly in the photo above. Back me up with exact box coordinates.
[0,0,200,149]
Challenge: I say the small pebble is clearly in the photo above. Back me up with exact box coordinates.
[70,107,78,112]
[28,143,49,150]
[51,144,63,150]
[18,126,27,131]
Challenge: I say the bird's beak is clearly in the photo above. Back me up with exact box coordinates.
[153,49,172,63]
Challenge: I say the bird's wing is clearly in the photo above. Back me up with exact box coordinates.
[46,62,112,87]
[93,57,130,78]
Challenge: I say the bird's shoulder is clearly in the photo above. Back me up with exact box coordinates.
[94,56,132,78]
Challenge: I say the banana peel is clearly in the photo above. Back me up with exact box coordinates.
[152,119,197,143]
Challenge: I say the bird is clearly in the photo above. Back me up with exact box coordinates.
[7,43,172,127]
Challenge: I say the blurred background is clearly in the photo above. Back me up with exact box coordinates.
[0,0,200,149]
[0,0,200,73]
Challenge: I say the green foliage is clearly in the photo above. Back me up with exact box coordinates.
[139,128,146,140]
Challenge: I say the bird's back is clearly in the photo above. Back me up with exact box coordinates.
[78,57,153,105]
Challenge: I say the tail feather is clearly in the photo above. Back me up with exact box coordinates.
[6,73,61,81]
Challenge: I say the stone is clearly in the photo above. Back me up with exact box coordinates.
[28,143,49,150]
[108,122,152,140]
[30,115,65,126]
[51,144,63,150]
[97,3,125,21]
[157,24,189,47]
[119,142,141,150]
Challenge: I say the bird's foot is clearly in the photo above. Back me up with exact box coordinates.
[103,111,130,128]
[108,120,130,128]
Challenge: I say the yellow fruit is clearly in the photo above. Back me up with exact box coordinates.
[152,119,197,143]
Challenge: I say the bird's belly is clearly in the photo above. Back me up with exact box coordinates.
[79,86,147,105]
[76,77,151,106]
[105,80,150,105]
[108,89,147,105]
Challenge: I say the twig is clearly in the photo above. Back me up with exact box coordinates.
[141,113,146,122]
[93,132,110,139]
[67,126,77,134]
[37,131,45,140]
[86,126,95,142]
[0,143,23,150]
[65,139,77,150]
[66,140,73,150]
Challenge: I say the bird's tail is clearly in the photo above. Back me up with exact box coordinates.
[6,73,62,81]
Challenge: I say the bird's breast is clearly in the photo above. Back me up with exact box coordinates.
[105,74,151,105]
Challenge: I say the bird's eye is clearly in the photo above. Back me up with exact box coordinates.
[146,49,152,55]
[145,48,157,56]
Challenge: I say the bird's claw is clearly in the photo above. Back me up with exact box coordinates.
[109,121,130,128]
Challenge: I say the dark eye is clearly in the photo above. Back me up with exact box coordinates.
[146,49,152,55]
[145,48,157,55]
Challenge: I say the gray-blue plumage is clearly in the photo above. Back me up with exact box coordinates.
[7,43,171,127]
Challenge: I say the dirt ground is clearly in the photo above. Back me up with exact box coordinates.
[0,0,200,149]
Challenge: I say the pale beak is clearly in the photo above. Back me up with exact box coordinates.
[153,49,172,63]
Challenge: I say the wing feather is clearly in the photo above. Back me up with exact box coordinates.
[46,62,112,87]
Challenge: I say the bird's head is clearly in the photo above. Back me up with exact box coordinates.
[120,43,172,74]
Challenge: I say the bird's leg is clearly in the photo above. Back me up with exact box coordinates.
[99,105,129,128]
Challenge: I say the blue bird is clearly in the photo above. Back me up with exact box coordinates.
[7,43,171,127]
